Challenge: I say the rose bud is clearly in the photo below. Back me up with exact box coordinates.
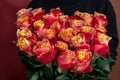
[57,50,76,70]
[58,28,77,42]
[71,19,84,32]
[71,49,92,74]
[17,37,32,55]
[32,8,45,20]
[33,39,56,64]
[17,28,32,38]
[80,26,96,42]
[55,41,68,51]
[91,32,111,56]
[94,12,108,27]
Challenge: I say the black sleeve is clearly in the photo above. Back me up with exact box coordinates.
[105,0,119,60]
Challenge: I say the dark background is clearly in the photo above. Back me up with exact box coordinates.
[0,0,119,80]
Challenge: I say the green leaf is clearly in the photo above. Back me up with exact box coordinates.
[26,71,34,79]
[61,70,68,75]
[33,64,44,68]
[104,64,111,72]
[30,72,39,80]
[95,76,111,80]
[56,75,70,80]
[93,68,106,75]
[95,57,111,71]
[57,67,62,73]
[92,54,100,63]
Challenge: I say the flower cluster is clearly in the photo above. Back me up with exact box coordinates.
[16,8,112,79]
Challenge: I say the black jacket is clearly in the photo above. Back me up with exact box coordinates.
[28,0,119,60]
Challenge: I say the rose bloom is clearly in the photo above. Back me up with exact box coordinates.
[33,20,45,39]
[70,34,90,50]
[32,8,45,20]
[44,14,57,26]
[58,15,70,29]
[91,32,111,56]
[50,21,65,34]
[49,8,62,17]
[16,8,32,17]
[55,41,68,51]
[94,12,108,27]
[33,39,56,64]
[71,49,92,74]
[33,19,45,30]
[70,19,84,32]
[58,28,77,42]
[43,29,56,40]
[80,26,96,42]
[17,37,32,55]
[74,11,94,26]
[17,28,32,38]
[57,50,76,70]
[17,11,32,28]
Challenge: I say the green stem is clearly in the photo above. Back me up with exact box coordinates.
[49,63,53,80]
[72,74,77,80]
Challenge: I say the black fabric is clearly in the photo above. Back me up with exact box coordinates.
[28,0,119,60]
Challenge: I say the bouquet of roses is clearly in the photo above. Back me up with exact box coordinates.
[16,8,113,80]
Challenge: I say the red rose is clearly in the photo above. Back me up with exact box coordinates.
[43,29,56,40]
[17,28,32,38]
[17,37,32,55]
[33,39,56,64]
[70,34,90,50]
[94,12,108,27]
[58,28,77,42]
[32,8,45,20]
[80,26,96,42]
[50,8,62,17]
[70,19,84,32]
[71,49,92,74]
[57,50,76,70]
[91,32,111,56]
[74,11,94,26]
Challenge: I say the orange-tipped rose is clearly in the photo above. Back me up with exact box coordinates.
[58,28,77,42]
[32,8,45,20]
[57,50,76,70]
[55,41,68,51]
[17,14,31,28]
[74,11,94,26]
[17,28,32,38]
[71,19,84,32]
[17,37,32,55]
[71,49,92,74]
[80,26,96,41]
[43,29,55,40]
[33,39,56,64]
[91,32,111,56]
[94,12,108,27]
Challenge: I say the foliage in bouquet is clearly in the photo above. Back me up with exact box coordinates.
[16,8,113,80]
